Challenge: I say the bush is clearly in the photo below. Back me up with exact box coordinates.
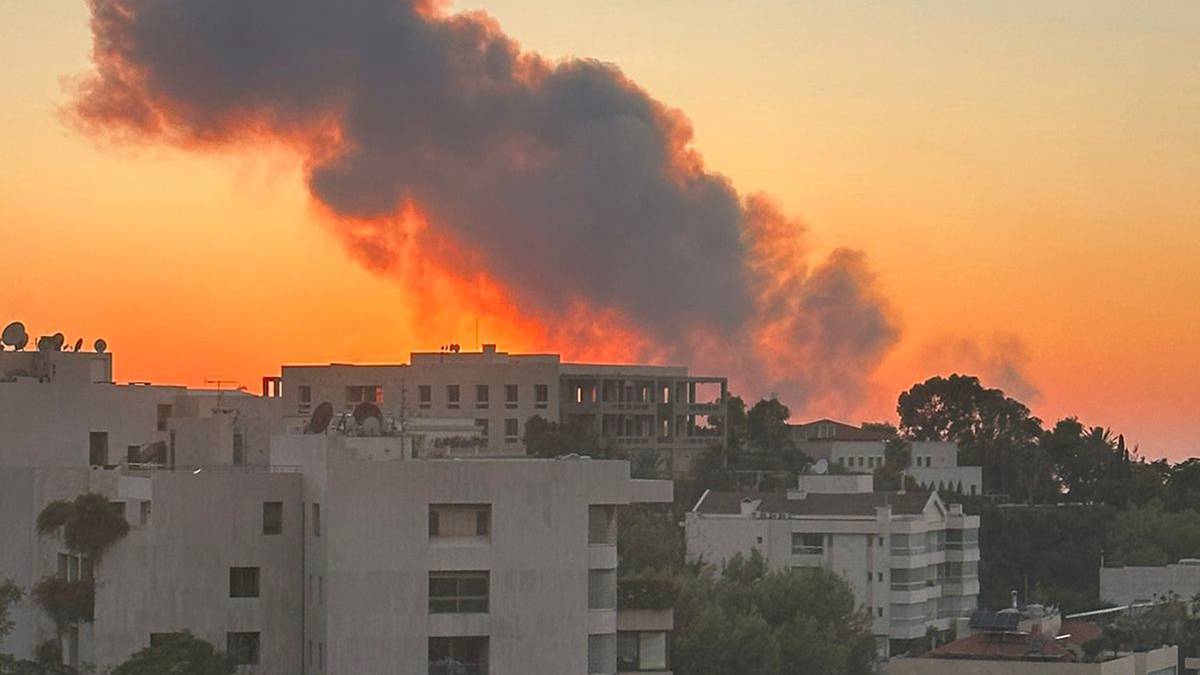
[36,493,129,561]
[112,632,234,675]
[31,577,94,628]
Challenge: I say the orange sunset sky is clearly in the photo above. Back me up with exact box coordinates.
[1,1,1197,457]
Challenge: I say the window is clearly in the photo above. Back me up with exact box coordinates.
[475,418,489,439]
[419,385,432,409]
[150,633,184,648]
[139,500,151,526]
[89,432,109,466]
[229,567,260,598]
[312,503,321,537]
[504,418,518,441]
[791,533,824,555]
[589,505,616,545]
[299,385,312,403]
[226,632,260,666]
[262,502,283,535]
[429,504,491,539]
[618,631,668,671]
[156,404,172,432]
[475,384,489,408]
[429,571,489,613]
[588,634,617,675]
[232,428,244,465]
[877,607,884,618]
[127,445,140,463]
[588,569,616,610]
[429,636,487,675]
[347,385,382,404]
[504,384,518,408]
[447,385,461,409]
[535,384,548,409]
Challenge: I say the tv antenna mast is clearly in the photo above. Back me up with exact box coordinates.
[204,378,238,412]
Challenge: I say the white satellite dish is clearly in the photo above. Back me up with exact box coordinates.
[813,458,829,475]
[93,338,107,354]
[1,322,28,351]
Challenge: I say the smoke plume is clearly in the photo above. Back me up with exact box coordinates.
[71,0,900,411]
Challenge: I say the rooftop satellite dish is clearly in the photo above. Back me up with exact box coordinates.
[72,338,83,352]
[1,322,28,351]
[304,402,334,434]
[352,402,384,427]
[93,338,107,354]
[361,416,382,436]
[813,458,829,475]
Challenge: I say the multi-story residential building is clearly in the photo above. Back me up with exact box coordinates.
[279,344,728,476]
[1,341,675,674]
[790,419,983,496]
[684,474,981,657]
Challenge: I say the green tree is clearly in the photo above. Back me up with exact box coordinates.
[617,504,682,574]
[746,398,793,453]
[111,633,233,675]
[898,374,1046,500]
[521,415,613,458]
[723,395,749,454]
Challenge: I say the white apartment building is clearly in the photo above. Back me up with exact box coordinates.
[277,344,728,476]
[791,419,983,496]
[1,342,674,674]
[684,474,981,657]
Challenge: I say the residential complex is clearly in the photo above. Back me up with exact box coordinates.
[0,343,674,674]
[790,419,983,496]
[684,474,981,657]
[278,344,728,476]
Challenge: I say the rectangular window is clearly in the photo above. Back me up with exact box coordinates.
[346,385,383,404]
[475,384,489,408]
[447,385,461,409]
[504,384,518,408]
[588,569,616,610]
[475,418,489,438]
[429,504,491,539]
[299,385,312,403]
[588,634,617,675]
[89,432,109,466]
[139,500,151,526]
[229,567,260,598]
[429,636,487,675]
[535,384,549,409]
[126,445,139,464]
[232,428,244,465]
[150,633,184,648]
[504,418,518,441]
[419,385,432,409]
[263,502,283,535]
[312,503,321,537]
[226,632,260,666]
[156,404,172,432]
[589,505,616,545]
[429,571,489,613]
[791,532,824,555]
[618,631,668,671]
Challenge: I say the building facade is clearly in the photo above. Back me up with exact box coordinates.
[684,475,981,657]
[279,344,728,476]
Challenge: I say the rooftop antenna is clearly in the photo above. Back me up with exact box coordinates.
[204,378,237,412]
[1,322,29,351]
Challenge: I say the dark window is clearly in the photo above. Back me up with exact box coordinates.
[447,385,461,408]
[150,633,184,648]
[534,384,549,408]
[476,508,489,536]
[419,385,432,408]
[299,385,312,403]
[226,632,260,665]
[588,506,616,545]
[475,418,489,438]
[429,509,440,537]
[312,503,321,537]
[262,502,283,535]
[429,571,489,613]
[792,533,824,555]
[475,384,489,408]
[504,384,518,408]
[346,385,382,404]
[127,445,140,464]
[588,569,616,609]
[429,504,490,539]
[156,404,172,432]
[504,418,518,440]
[618,631,669,671]
[232,428,244,465]
[89,432,109,466]
[429,636,487,675]
[229,567,260,598]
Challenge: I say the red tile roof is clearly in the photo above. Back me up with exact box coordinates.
[927,632,1075,662]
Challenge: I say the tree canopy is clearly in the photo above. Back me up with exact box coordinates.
[111,633,233,675]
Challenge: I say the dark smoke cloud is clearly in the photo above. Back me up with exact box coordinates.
[72,0,900,410]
